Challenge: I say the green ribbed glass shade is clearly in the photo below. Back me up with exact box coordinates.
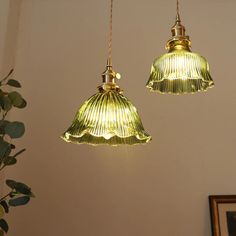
[146,49,214,94]
[62,88,151,146]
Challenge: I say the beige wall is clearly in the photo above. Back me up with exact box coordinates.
[0,0,22,194]
[0,0,21,76]
[4,0,236,235]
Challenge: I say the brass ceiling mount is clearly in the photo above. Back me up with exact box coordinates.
[100,58,121,92]
[166,12,191,52]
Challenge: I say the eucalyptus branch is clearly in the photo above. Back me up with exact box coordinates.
[0,69,33,234]
[0,165,6,172]
[0,69,14,84]
[2,111,8,121]
[0,192,12,202]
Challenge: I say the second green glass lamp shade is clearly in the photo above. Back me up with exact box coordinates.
[62,62,151,146]
[146,14,214,94]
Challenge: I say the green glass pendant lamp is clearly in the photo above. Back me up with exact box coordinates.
[146,0,214,94]
[62,0,151,146]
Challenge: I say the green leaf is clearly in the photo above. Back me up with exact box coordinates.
[5,180,17,189]
[0,201,9,213]
[3,156,17,166]
[9,196,30,207]
[0,97,12,111]
[0,140,11,159]
[0,121,10,135]
[7,79,21,88]
[0,219,8,233]
[0,94,4,110]
[16,98,27,109]
[4,121,25,139]
[6,180,31,195]
[15,182,31,195]
[8,92,26,109]
[0,206,4,218]
[8,92,23,107]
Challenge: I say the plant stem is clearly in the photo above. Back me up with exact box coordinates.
[0,69,13,83]
[0,165,6,172]
[2,111,8,121]
[0,192,12,202]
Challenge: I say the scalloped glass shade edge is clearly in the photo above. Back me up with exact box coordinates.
[61,132,151,146]
[61,91,152,146]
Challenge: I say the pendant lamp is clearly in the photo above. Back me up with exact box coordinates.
[62,0,151,146]
[146,0,214,94]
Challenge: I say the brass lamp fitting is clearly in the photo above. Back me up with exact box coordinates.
[100,58,121,91]
[166,13,191,52]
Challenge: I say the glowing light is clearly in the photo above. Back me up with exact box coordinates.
[62,0,151,146]
[146,1,214,94]
[147,49,214,94]
[62,88,151,146]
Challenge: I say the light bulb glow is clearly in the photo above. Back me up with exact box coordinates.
[147,49,214,94]
[62,0,152,146]
[62,89,151,146]
[147,1,214,95]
